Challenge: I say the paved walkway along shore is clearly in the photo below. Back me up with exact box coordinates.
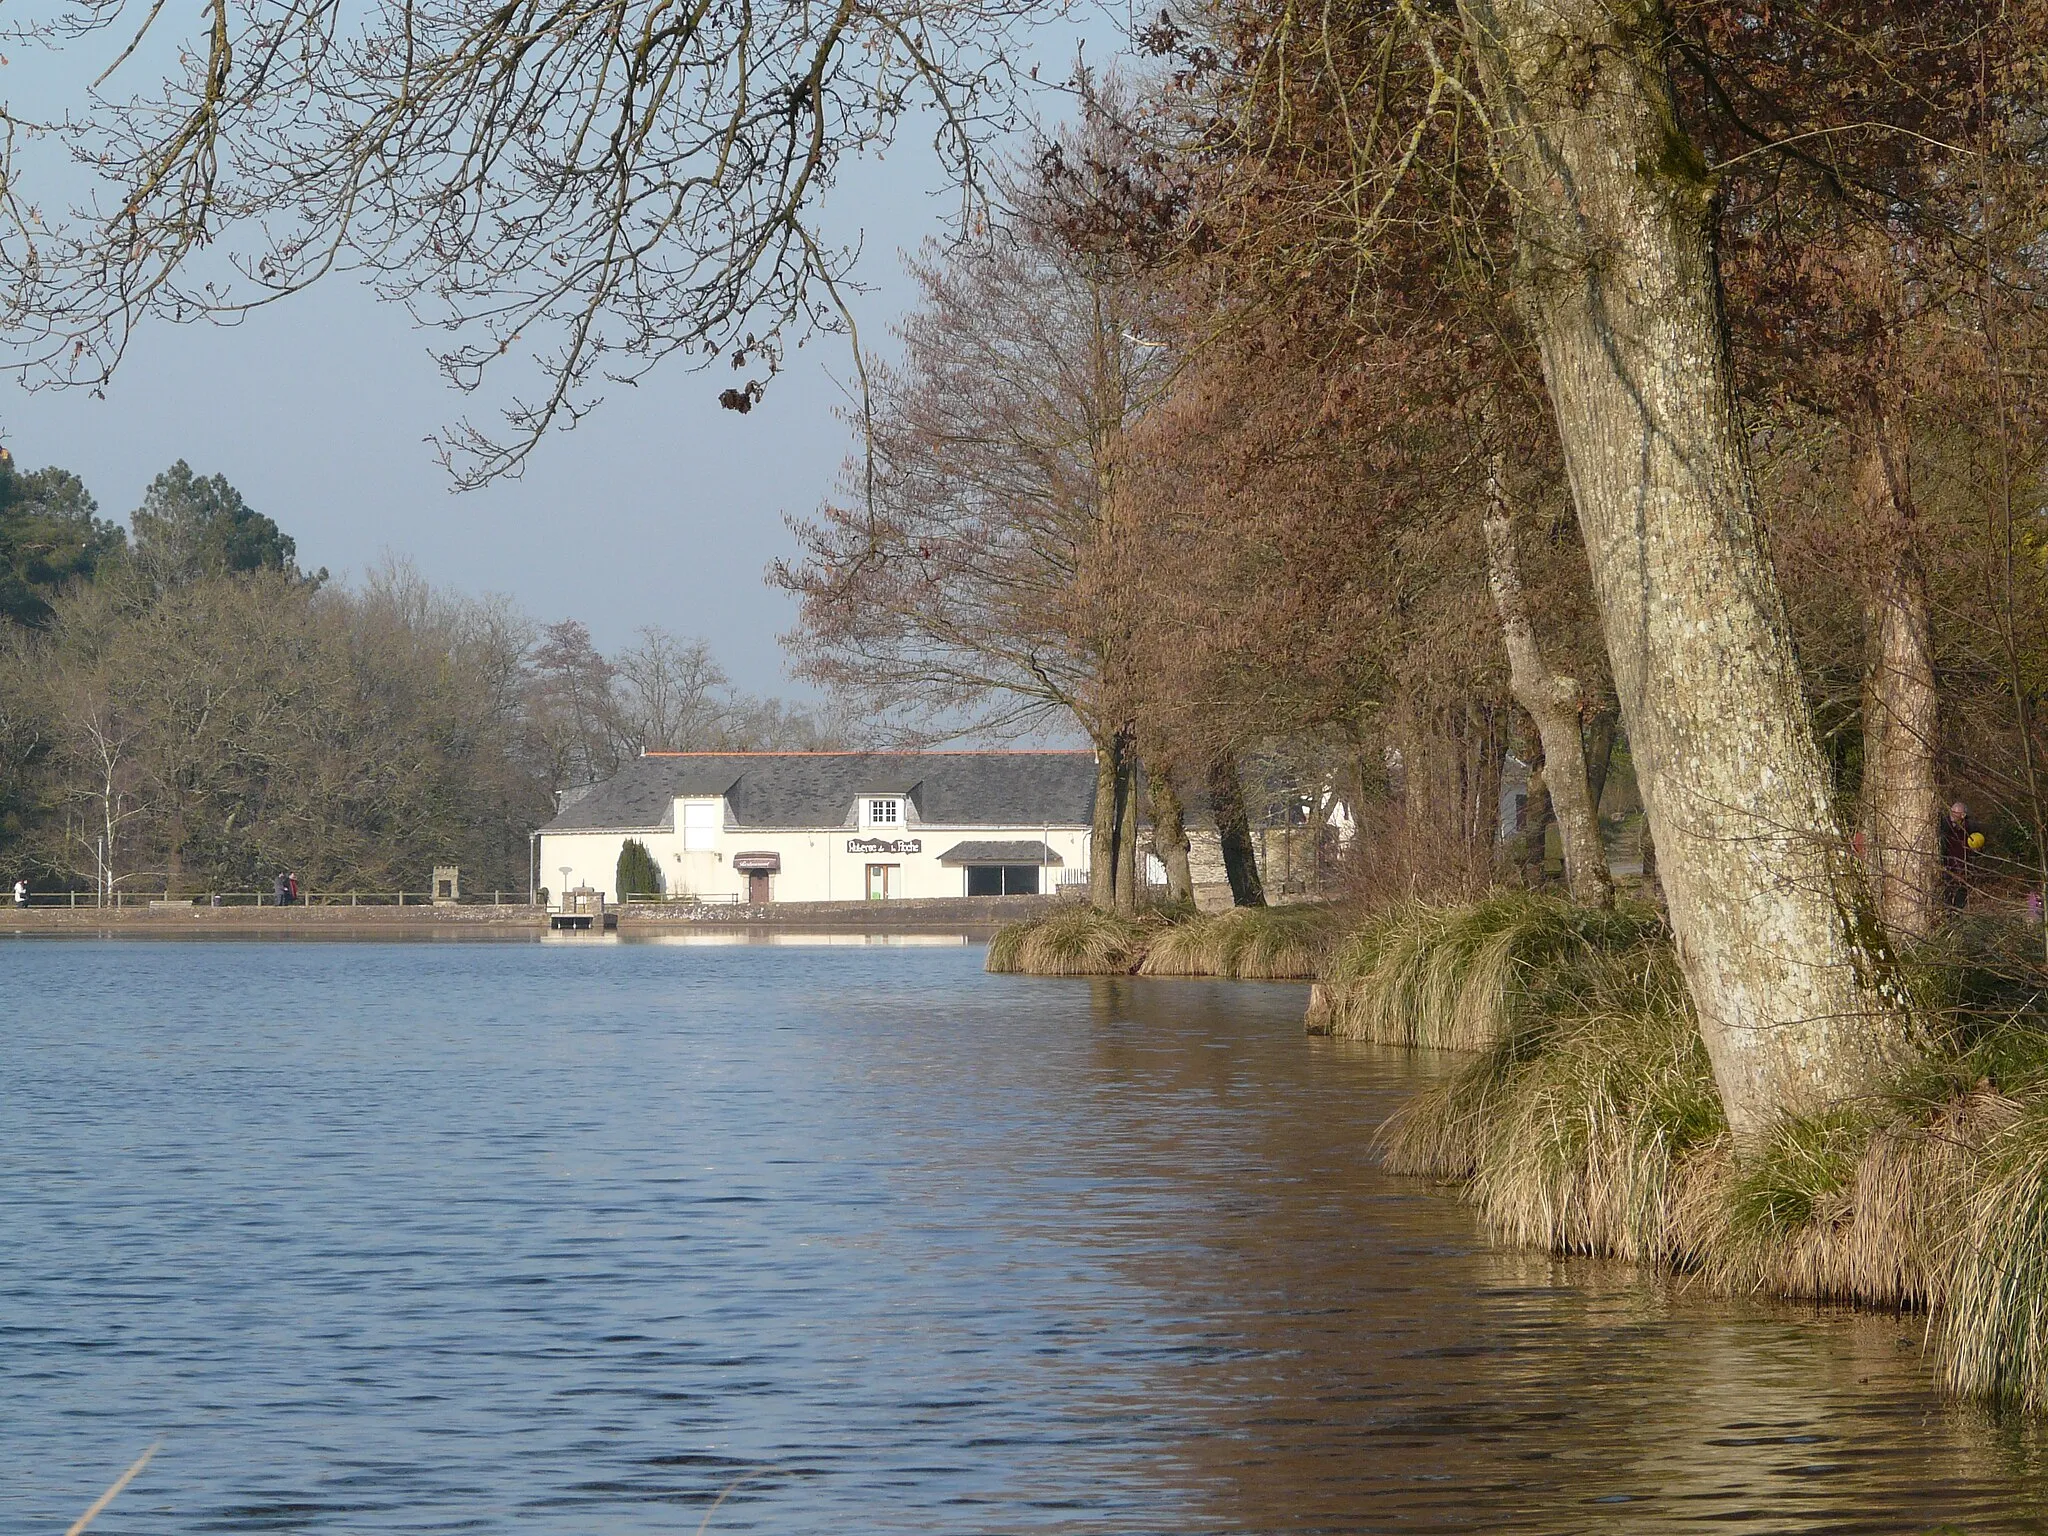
[2,894,1062,935]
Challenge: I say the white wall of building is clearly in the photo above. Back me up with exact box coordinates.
[538,793,1090,904]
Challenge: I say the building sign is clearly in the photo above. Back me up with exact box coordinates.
[847,837,922,854]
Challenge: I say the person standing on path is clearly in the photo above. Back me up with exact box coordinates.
[274,872,290,907]
[12,878,25,907]
[1942,801,1985,911]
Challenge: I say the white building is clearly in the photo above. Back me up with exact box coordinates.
[535,750,1096,904]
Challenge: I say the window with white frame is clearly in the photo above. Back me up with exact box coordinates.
[865,797,901,828]
[682,799,720,851]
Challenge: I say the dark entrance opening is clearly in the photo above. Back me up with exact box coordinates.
[733,852,780,904]
[966,865,1041,896]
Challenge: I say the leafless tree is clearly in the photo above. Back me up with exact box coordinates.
[9,0,1038,482]
[777,112,1171,910]
[614,628,735,751]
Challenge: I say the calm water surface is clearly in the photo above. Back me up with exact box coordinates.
[4,937,2047,1533]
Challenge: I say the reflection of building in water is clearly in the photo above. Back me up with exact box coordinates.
[535,751,1094,904]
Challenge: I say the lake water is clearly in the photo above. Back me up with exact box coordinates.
[4,937,2046,1534]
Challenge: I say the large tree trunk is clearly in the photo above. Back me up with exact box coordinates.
[1856,428,1940,943]
[1114,753,1142,914]
[1463,0,1912,1138]
[1089,738,1120,910]
[1148,764,1196,904]
[1208,751,1267,907]
[1089,722,1141,912]
[1483,476,1615,908]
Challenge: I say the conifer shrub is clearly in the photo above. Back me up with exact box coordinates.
[615,838,662,900]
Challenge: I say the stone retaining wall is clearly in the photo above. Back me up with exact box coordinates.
[3,893,1063,933]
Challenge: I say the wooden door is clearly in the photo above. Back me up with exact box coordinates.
[748,870,770,905]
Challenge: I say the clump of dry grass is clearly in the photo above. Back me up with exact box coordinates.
[1695,1091,2012,1310]
[1378,972,2038,1306]
[1137,904,1342,980]
[1375,938,1719,1266]
[984,916,1031,973]
[1936,1095,2048,1409]
[985,906,1154,975]
[994,901,1340,979]
[1307,892,1668,1049]
[1361,893,2048,1407]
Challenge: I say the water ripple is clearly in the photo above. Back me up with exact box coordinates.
[3,941,2044,1533]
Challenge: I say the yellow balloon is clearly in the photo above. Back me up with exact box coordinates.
[1969,832,1986,851]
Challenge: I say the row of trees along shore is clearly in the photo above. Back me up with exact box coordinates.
[773,49,2048,1146]
[0,456,847,896]
[9,0,2048,1393]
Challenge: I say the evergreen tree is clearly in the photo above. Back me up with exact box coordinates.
[130,460,305,589]
[615,838,661,900]
[0,451,125,628]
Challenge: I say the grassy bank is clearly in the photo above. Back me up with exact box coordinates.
[985,902,1342,979]
[1359,897,2048,1410]
[995,890,2048,1409]
[1304,893,1668,1047]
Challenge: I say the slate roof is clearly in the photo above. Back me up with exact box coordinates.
[935,839,1064,865]
[539,752,1098,833]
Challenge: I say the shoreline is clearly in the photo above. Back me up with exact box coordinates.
[2,893,1060,937]
[988,893,2048,1413]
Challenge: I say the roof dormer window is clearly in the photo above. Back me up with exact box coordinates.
[865,796,901,829]
[681,798,721,850]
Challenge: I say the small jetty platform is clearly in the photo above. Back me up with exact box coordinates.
[549,886,617,932]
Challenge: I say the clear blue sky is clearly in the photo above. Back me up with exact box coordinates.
[0,23,1130,697]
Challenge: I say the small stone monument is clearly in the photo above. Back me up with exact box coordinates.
[432,865,460,905]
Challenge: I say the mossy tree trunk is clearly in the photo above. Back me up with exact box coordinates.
[1856,425,1941,943]
[1115,748,1142,913]
[1090,736,1118,909]
[1208,750,1267,907]
[1146,765,1196,904]
[1461,0,1913,1138]
[1090,723,1141,912]
[1484,473,1614,908]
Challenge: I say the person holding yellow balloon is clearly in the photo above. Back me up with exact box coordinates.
[1943,800,1986,911]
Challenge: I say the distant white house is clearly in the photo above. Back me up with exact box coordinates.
[535,750,1096,904]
